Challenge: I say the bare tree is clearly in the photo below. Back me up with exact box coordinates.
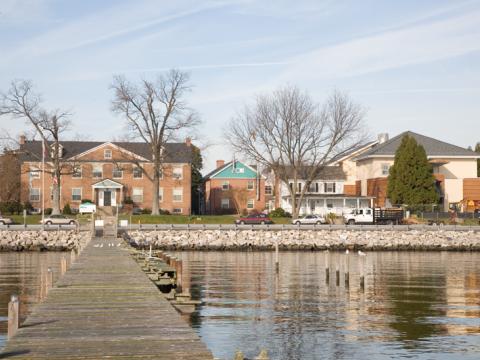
[0,80,71,214]
[225,86,367,218]
[111,69,199,215]
[0,149,21,203]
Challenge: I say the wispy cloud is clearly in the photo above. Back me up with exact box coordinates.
[281,10,480,81]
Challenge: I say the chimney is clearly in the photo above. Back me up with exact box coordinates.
[185,137,192,147]
[378,133,389,144]
[216,160,225,169]
[19,135,26,145]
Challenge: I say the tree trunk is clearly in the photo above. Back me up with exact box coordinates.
[151,161,160,216]
[52,160,61,215]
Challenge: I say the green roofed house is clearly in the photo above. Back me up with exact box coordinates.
[202,160,266,215]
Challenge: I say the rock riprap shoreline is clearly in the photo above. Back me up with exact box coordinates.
[125,229,480,251]
[0,230,91,251]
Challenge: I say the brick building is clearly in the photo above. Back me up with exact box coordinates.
[18,137,193,214]
[202,160,266,215]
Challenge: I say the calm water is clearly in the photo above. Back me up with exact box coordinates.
[1,251,479,360]
[0,252,68,348]
[175,251,480,360]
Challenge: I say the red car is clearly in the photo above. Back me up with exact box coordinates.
[235,213,273,225]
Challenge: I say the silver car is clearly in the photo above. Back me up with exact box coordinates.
[292,214,326,225]
[40,214,77,226]
[0,216,14,225]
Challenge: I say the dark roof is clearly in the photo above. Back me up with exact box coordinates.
[283,166,346,180]
[355,131,479,161]
[18,141,193,163]
[202,161,232,180]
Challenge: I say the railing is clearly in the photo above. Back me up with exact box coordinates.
[120,223,480,231]
[0,224,87,231]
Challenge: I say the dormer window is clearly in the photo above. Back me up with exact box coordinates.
[104,149,112,159]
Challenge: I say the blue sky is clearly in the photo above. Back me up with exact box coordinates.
[1,0,480,171]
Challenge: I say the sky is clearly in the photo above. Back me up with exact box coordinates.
[1,0,480,172]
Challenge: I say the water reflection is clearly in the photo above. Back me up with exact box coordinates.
[176,251,480,360]
[0,252,69,347]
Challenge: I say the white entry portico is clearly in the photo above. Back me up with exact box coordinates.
[92,179,123,207]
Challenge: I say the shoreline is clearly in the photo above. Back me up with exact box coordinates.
[0,230,90,251]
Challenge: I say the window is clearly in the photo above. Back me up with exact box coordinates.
[265,186,272,195]
[308,183,318,193]
[133,166,143,179]
[29,170,40,179]
[30,188,40,202]
[113,167,123,179]
[104,149,112,159]
[93,164,103,178]
[247,199,254,209]
[173,167,183,179]
[158,187,163,202]
[222,181,229,191]
[173,188,183,202]
[297,183,302,193]
[381,163,390,176]
[72,166,82,178]
[221,198,230,209]
[324,182,336,193]
[233,168,244,174]
[247,180,254,190]
[132,188,143,203]
[173,208,182,214]
[72,188,82,201]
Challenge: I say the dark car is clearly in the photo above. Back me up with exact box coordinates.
[235,213,273,225]
[474,209,480,219]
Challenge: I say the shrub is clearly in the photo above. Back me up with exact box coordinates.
[159,209,171,215]
[269,207,291,218]
[123,197,134,205]
[23,202,34,214]
[142,208,152,215]
[45,208,53,215]
[63,203,72,215]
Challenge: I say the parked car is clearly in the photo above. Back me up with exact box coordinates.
[132,208,143,215]
[292,214,326,225]
[235,213,273,225]
[0,216,14,225]
[40,215,77,226]
[79,202,96,214]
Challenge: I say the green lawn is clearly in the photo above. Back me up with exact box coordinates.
[119,214,293,225]
[8,214,91,225]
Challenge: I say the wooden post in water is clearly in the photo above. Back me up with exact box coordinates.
[344,253,350,288]
[256,349,270,360]
[335,262,340,287]
[325,251,330,284]
[61,257,67,276]
[8,294,19,339]
[274,241,279,273]
[359,255,365,291]
[176,259,183,293]
[46,267,53,292]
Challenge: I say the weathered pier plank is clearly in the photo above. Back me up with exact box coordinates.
[1,237,213,359]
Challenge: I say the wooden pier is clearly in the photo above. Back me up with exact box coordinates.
[0,236,213,359]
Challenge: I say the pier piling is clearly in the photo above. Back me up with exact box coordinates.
[7,294,19,339]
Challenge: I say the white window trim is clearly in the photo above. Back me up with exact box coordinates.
[247,199,255,209]
[247,180,254,190]
[29,170,40,179]
[104,149,112,159]
[72,166,82,179]
[112,168,123,179]
[72,188,82,201]
[133,166,143,179]
[173,208,183,214]
[173,167,183,180]
[132,187,144,203]
[30,188,40,202]
[173,188,183,202]
[221,198,230,209]
[222,181,229,191]
[92,164,103,178]
[381,163,390,176]
[159,187,164,202]
[265,185,273,195]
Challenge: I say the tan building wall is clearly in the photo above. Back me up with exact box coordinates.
[20,143,192,214]
[437,159,477,179]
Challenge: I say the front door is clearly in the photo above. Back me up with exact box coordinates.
[104,191,112,206]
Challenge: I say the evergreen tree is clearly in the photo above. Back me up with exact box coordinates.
[475,142,480,177]
[190,145,203,214]
[387,135,438,208]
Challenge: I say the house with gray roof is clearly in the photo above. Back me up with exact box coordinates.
[353,131,480,211]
